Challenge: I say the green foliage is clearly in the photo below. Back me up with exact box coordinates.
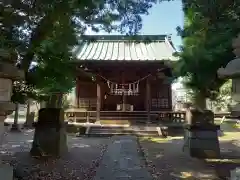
[211,80,232,111]
[1,0,161,104]
[175,0,240,101]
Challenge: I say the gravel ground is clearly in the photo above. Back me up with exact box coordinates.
[0,130,110,180]
[139,137,219,180]
[138,128,240,180]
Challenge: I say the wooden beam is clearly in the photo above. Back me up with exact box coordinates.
[146,78,151,122]
[96,83,101,122]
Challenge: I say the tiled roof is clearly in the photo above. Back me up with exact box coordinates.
[73,35,177,61]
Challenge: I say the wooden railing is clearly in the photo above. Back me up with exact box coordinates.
[65,111,96,123]
[65,110,187,124]
[155,111,186,123]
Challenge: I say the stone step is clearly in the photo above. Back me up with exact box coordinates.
[88,126,159,137]
[90,130,158,135]
[90,126,157,131]
[88,132,159,137]
[100,117,148,119]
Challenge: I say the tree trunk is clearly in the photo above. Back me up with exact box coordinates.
[13,103,19,125]
[26,99,30,117]
[193,91,206,110]
[47,93,63,108]
[24,99,34,128]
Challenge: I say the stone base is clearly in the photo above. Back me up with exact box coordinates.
[30,108,67,158]
[0,164,13,180]
[183,124,220,159]
[230,167,240,180]
[10,124,21,132]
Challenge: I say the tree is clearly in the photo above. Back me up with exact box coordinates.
[175,0,240,109]
[1,0,159,70]
[1,0,162,107]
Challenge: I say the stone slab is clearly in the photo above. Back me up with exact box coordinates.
[230,167,240,180]
[183,129,220,158]
[185,130,218,139]
[0,164,13,180]
[188,138,220,149]
[93,135,153,180]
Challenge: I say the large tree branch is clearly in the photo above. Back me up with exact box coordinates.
[20,1,69,72]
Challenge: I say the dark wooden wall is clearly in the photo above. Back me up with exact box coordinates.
[76,62,172,111]
[76,79,172,111]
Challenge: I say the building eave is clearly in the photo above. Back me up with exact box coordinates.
[72,34,177,62]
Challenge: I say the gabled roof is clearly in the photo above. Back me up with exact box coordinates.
[73,35,177,61]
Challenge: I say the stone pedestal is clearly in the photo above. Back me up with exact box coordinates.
[183,109,220,159]
[183,124,220,158]
[30,108,67,157]
[0,48,24,179]
[0,164,13,180]
[230,168,240,180]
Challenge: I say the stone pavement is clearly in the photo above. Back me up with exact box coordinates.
[93,135,153,180]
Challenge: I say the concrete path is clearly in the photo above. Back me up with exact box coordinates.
[93,135,153,180]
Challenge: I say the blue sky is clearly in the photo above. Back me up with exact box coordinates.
[86,1,184,50]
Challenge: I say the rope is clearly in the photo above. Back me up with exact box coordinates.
[97,67,167,85]
[97,74,151,85]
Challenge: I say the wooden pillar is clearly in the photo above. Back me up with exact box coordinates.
[121,71,126,111]
[146,78,151,122]
[96,83,101,122]
[168,84,173,110]
[75,86,78,108]
[76,79,79,108]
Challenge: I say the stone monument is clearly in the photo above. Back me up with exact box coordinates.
[30,108,68,157]
[218,33,240,180]
[0,48,24,179]
[183,108,220,158]
[218,34,240,116]
[230,167,240,180]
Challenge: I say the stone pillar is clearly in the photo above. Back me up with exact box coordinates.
[183,109,220,159]
[0,48,24,179]
[24,99,33,128]
[11,103,20,131]
[24,112,35,128]
[146,78,151,122]
[96,83,101,123]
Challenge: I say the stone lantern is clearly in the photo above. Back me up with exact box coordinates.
[0,48,24,179]
[218,34,240,116]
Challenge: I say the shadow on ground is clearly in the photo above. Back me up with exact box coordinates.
[138,136,240,180]
[1,121,239,180]
[1,131,110,180]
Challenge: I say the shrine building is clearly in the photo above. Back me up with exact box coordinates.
[69,35,177,122]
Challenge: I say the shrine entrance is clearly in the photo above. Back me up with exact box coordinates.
[72,34,175,122]
[102,74,144,112]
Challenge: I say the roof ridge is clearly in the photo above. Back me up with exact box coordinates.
[80,35,168,41]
